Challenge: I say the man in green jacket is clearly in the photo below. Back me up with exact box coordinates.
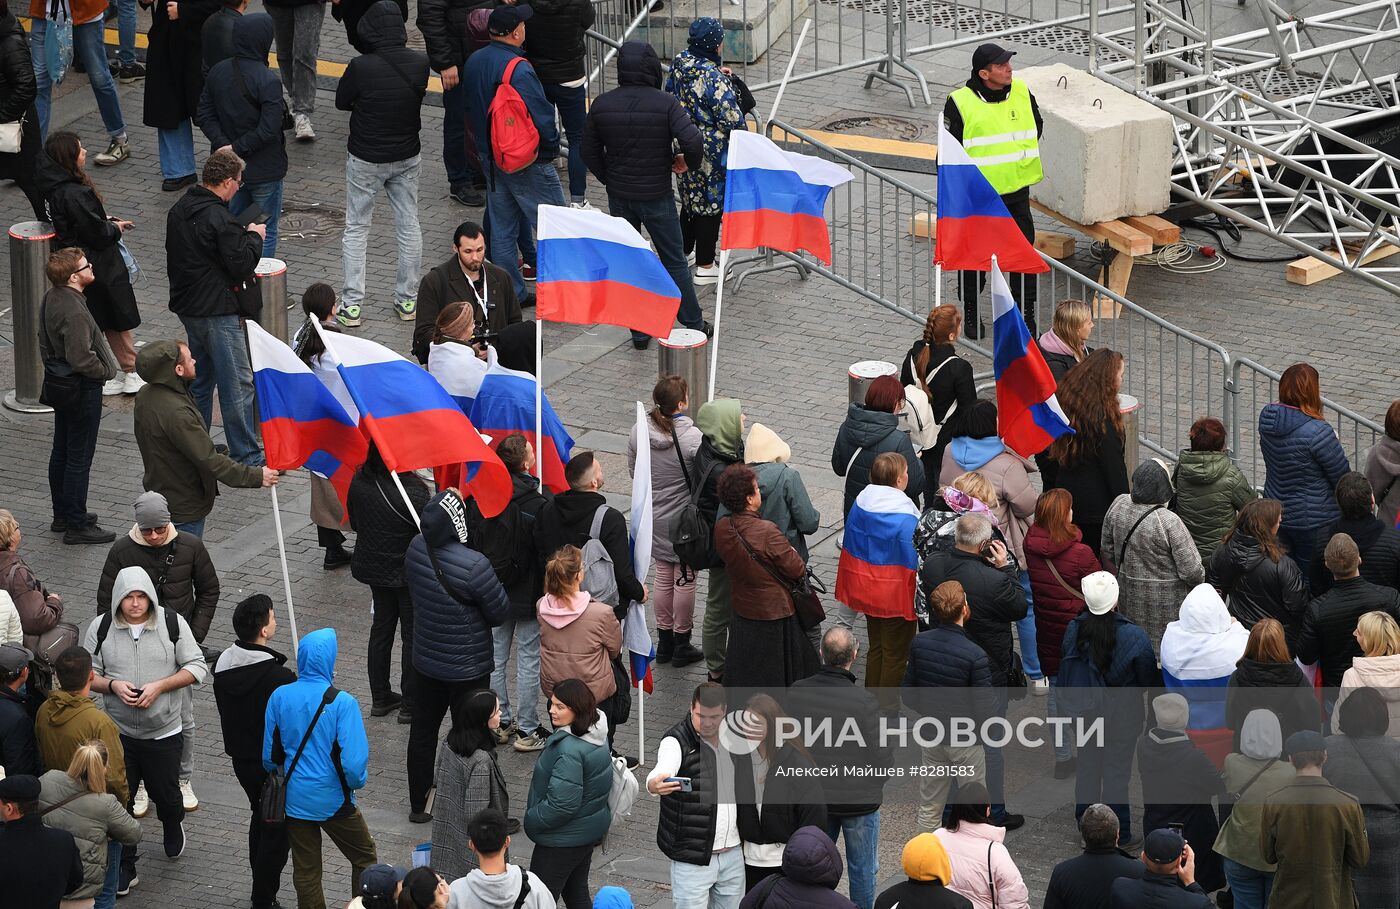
[35,646,129,805]
[132,340,279,538]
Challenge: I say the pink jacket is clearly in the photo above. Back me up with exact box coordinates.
[933,822,1030,909]
[537,592,622,704]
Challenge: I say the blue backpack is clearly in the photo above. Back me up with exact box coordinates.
[1056,641,1107,717]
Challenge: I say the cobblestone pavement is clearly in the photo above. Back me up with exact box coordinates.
[2,3,1398,906]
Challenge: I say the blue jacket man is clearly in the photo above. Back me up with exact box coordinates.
[462,14,559,167]
[262,628,378,906]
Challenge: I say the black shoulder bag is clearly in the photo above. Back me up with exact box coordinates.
[669,426,718,573]
[261,685,339,827]
[1114,504,1163,574]
[730,518,826,630]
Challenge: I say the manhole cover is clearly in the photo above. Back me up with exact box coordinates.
[820,115,925,141]
[280,203,345,241]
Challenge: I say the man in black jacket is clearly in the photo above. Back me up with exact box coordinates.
[0,644,41,777]
[1297,532,1400,688]
[213,594,297,909]
[534,451,646,619]
[0,775,83,909]
[1044,803,1145,909]
[412,220,522,364]
[1109,828,1213,909]
[582,41,708,350]
[416,0,490,205]
[526,0,593,205]
[166,149,267,468]
[917,513,1026,829]
[197,14,288,258]
[335,0,429,330]
[1310,471,1400,594]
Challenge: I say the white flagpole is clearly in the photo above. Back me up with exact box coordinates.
[389,470,424,530]
[269,486,300,658]
[707,248,731,402]
[638,675,646,764]
[935,262,942,309]
[535,318,544,483]
[763,18,812,133]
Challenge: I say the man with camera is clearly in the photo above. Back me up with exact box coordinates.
[413,220,523,365]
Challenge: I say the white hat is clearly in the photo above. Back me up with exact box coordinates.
[1082,571,1119,615]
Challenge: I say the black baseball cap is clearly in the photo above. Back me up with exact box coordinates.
[359,864,409,906]
[488,4,533,35]
[973,43,1015,71]
[1143,828,1187,864]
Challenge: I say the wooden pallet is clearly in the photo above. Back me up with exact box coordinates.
[1031,202,1181,318]
[907,212,1078,260]
[1286,242,1400,286]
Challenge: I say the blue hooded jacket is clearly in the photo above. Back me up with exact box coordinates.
[262,629,370,821]
[947,436,1005,473]
[1258,403,1350,532]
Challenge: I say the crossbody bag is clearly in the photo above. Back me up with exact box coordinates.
[261,684,340,827]
[1115,505,1163,572]
[729,518,826,630]
[1045,560,1085,601]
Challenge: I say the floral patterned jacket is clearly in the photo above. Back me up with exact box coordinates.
[665,49,744,216]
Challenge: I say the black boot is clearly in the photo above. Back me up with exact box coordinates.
[671,631,704,667]
[323,544,353,570]
[656,629,675,664]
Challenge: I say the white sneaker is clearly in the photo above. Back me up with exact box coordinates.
[294,113,316,142]
[102,376,126,397]
[687,250,696,266]
[1030,677,1050,697]
[693,263,722,285]
[569,200,596,211]
[132,782,149,818]
[122,371,146,394]
[180,778,199,811]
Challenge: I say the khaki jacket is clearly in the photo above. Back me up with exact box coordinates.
[1260,775,1369,909]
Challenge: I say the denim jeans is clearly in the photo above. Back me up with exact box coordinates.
[230,180,286,257]
[824,811,880,909]
[441,79,474,189]
[985,686,1011,818]
[30,18,126,140]
[480,205,535,269]
[1016,571,1043,679]
[49,379,104,528]
[607,192,704,337]
[482,157,565,298]
[342,154,422,308]
[158,119,197,180]
[178,314,264,466]
[491,617,541,732]
[670,847,745,909]
[174,519,206,538]
[542,82,587,201]
[95,838,122,909]
[1223,858,1274,909]
[266,2,324,116]
[116,0,137,66]
[1047,679,1072,762]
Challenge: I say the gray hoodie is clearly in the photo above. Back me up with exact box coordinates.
[449,864,557,909]
[83,566,209,739]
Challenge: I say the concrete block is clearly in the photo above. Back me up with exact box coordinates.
[632,0,812,65]
[1018,63,1174,224]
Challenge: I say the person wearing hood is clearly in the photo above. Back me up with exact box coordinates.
[537,547,623,739]
[36,646,129,808]
[694,398,744,681]
[1213,709,1294,909]
[875,833,972,909]
[36,131,143,398]
[629,376,705,666]
[213,594,296,909]
[1135,693,1227,894]
[1297,532,1400,688]
[1334,610,1400,736]
[1207,499,1309,645]
[0,0,44,221]
[1224,619,1316,755]
[84,566,209,881]
[1042,804,1143,909]
[932,784,1030,909]
[1259,363,1351,579]
[1160,583,1249,766]
[524,0,594,206]
[1172,417,1257,563]
[832,375,924,518]
[452,808,557,909]
[263,628,377,909]
[582,40,709,347]
[525,678,614,909]
[133,338,278,537]
[164,148,269,468]
[334,0,429,328]
[739,826,857,909]
[1309,471,1400,595]
[38,739,143,909]
[196,12,289,257]
[1035,299,1093,383]
[1044,348,1129,557]
[900,305,976,499]
[1365,399,1400,527]
[140,0,218,192]
[1101,458,1205,651]
[403,488,510,823]
[1323,686,1400,908]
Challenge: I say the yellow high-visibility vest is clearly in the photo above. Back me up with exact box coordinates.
[950,80,1043,195]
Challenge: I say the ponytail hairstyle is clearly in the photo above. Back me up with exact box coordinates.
[544,545,585,597]
[294,283,337,364]
[66,740,110,795]
[649,375,689,435]
[433,301,476,345]
[915,305,963,383]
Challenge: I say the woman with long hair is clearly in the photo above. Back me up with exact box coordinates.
[38,740,142,909]
[1335,611,1400,736]
[1225,618,1316,751]
[36,130,142,397]
[1208,498,1308,643]
[346,441,430,722]
[900,304,976,498]
[1259,363,1350,578]
[1036,299,1094,382]
[1044,348,1130,556]
[0,0,44,220]
[932,783,1030,909]
[1173,416,1257,563]
[537,546,622,744]
[432,689,512,879]
[1365,399,1400,527]
[629,375,704,666]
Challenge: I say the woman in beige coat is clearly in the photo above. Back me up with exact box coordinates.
[1335,611,1400,736]
[537,546,622,745]
[38,740,141,908]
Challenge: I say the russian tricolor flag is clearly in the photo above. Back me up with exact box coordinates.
[991,259,1074,458]
[309,322,513,518]
[836,485,921,621]
[536,205,681,338]
[247,320,368,512]
[428,341,498,415]
[721,130,852,265]
[469,361,575,494]
[934,119,1049,274]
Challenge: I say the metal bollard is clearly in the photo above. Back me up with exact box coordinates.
[255,258,289,343]
[848,360,897,405]
[5,222,56,414]
[658,328,709,403]
[1120,393,1141,480]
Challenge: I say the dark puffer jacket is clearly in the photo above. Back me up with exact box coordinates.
[917,549,1026,685]
[0,12,40,205]
[581,42,703,201]
[1224,658,1317,752]
[656,716,720,866]
[1023,523,1100,677]
[196,14,288,186]
[1060,612,1161,733]
[1259,403,1350,534]
[415,0,490,71]
[1172,449,1257,563]
[740,827,858,909]
[1308,516,1400,595]
[405,491,510,681]
[96,527,220,642]
[901,623,994,724]
[1207,531,1309,643]
[832,402,924,517]
[334,0,428,164]
[346,469,430,588]
[1295,576,1400,688]
[165,184,262,319]
[524,0,594,84]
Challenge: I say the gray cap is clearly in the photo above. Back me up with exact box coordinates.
[0,643,34,674]
[134,491,171,530]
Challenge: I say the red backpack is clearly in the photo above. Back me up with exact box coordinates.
[490,57,540,174]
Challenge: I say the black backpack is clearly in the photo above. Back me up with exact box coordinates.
[668,426,718,573]
[93,606,182,652]
[467,488,541,588]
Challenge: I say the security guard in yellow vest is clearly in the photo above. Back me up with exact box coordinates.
[943,43,1044,339]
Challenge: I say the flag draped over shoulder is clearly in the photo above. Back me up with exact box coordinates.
[469,361,575,494]
[990,260,1074,458]
[934,119,1049,274]
[835,485,920,620]
[721,130,853,265]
